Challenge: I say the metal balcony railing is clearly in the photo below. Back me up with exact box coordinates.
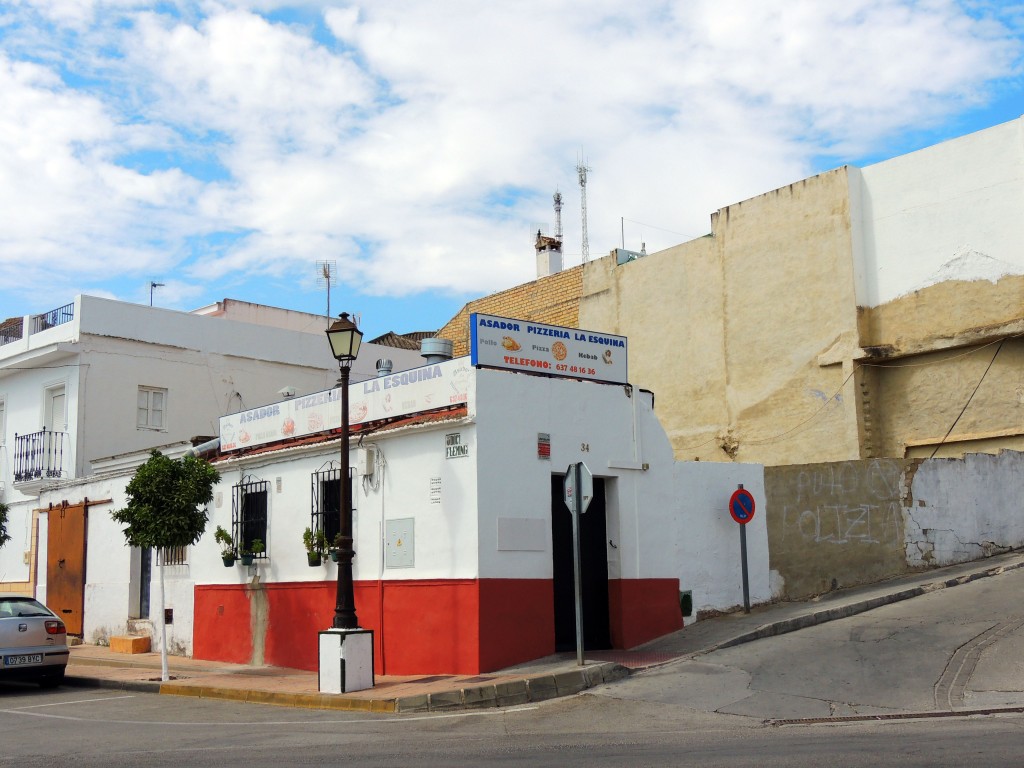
[30,302,74,334]
[0,318,23,347]
[13,429,67,483]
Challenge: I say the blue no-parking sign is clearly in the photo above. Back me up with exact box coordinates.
[729,487,756,525]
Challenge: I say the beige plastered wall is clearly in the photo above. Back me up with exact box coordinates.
[857,274,1024,458]
[580,168,866,466]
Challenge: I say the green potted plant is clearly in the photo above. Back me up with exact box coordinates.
[241,538,265,566]
[214,525,236,567]
[329,531,343,562]
[303,527,327,567]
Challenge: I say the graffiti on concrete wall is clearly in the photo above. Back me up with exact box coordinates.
[767,452,1024,601]
[783,460,904,547]
[766,459,909,600]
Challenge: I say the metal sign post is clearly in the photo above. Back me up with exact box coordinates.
[729,484,756,614]
[564,462,593,666]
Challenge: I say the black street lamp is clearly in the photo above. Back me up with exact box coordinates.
[325,312,363,629]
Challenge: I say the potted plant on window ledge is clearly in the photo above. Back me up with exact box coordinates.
[329,532,343,562]
[303,527,328,567]
[240,538,264,566]
[215,525,236,567]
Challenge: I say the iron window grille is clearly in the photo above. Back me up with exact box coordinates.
[311,461,342,548]
[157,546,188,566]
[307,460,356,548]
[232,475,269,559]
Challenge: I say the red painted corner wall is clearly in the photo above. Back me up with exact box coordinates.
[195,577,672,675]
[607,578,683,649]
[378,579,480,675]
[478,579,554,672]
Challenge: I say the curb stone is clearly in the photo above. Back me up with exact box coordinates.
[62,676,162,694]
[525,675,558,702]
[61,661,648,713]
[495,679,530,708]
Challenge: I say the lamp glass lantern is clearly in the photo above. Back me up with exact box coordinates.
[326,312,363,364]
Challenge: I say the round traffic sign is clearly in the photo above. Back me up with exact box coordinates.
[729,488,756,525]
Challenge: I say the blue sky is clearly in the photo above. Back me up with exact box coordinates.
[1,1,1021,340]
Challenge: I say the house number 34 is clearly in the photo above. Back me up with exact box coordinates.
[580,442,590,452]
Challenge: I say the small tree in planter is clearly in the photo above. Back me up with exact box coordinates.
[215,526,236,566]
[303,527,327,566]
[111,450,219,682]
[0,501,11,550]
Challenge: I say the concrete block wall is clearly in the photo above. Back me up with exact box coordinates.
[765,450,1024,600]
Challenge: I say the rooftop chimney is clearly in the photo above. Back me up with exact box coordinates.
[420,338,453,364]
[535,190,564,278]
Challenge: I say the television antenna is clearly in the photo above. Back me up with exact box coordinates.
[315,260,337,328]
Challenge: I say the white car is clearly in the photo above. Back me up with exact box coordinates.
[0,594,69,688]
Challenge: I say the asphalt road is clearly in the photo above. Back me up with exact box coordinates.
[1,684,1023,767]
[597,565,1024,722]
[3,566,1024,766]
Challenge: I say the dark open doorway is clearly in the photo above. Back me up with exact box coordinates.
[551,474,611,652]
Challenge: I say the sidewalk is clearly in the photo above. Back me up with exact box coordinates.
[64,551,1024,714]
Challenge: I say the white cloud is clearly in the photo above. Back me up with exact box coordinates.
[0,0,1020,311]
[0,54,196,266]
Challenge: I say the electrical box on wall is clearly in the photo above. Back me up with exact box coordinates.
[356,446,376,476]
[385,518,414,568]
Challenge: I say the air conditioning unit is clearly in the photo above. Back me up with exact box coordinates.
[356,446,377,476]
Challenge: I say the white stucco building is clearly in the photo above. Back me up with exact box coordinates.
[31,316,769,675]
[0,295,422,631]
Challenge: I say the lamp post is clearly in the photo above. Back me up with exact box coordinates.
[325,312,363,629]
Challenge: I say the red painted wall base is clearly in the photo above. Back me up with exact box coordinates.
[607,578,683,649]
[194,576,680,675]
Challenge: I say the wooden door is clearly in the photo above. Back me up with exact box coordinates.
[46,500,87,636]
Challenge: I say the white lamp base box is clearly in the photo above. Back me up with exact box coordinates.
[318,628,375,694]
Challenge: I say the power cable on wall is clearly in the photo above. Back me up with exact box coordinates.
[928,339,1006,459]
[743,366,858,447]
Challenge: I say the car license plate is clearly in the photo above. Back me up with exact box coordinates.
[4,654,43,666]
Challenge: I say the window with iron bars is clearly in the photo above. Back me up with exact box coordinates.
[311,462,342,549]
[157,546,188,566]
[232,476,269,558]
